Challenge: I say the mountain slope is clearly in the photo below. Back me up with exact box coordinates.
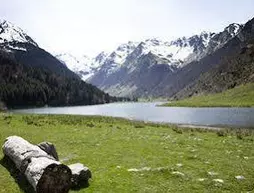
[0,19,122,107]
[86,23,242,97]
[172,18,254,99]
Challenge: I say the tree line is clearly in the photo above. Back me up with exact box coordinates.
[0,51,130,109]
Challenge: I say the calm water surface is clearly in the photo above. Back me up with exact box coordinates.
[12,102,254,128]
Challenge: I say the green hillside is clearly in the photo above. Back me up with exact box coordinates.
[163,83,254,107]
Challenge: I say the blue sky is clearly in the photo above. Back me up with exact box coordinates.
[1,0,254,56]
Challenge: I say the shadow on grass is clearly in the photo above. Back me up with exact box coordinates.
[71,180,90,191]
[0,156,35,193]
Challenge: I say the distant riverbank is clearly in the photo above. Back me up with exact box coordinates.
[162,83,254,108]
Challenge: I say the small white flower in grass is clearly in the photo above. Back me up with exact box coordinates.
[116,166,121,169]
[193,137,202,141]
[243,156,249,160]
[127,167,151,172]
[235,175,245,180]
[141,167,151,171]
[128,168,139,172]
[208,171,218,176]
[197,178,206,182]
[172,171,185,176]
[176,163,183,167]
[154,167,169,172]
[213,179,224,183]
[226,150,232,154]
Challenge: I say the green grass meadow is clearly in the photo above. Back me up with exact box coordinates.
[0,114,254,192]
[163,83,254,107]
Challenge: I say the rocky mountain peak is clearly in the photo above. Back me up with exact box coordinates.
[225,23,242,36]
[94,51,108,64]
[0,19,38,47]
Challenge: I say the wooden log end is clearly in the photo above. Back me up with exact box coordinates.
[68,163,92,189]
[37,163,72,193]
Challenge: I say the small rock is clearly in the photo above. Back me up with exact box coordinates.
[176,163,183,167]
[197,178,206,182]
[212,179,224,183]
[235,175,245,180]
[172,171,185,176]
[116,166,121,169]
[243,156,249,160]
[68,163,92,188]
[127,167,151,172]
[127,168,139,172]
[208,171,218,176]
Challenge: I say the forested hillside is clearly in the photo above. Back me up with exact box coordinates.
[0,51,124,108]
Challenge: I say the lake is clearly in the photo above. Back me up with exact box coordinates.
[12,102,254,128]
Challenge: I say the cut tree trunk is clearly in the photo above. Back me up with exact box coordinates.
[68,163,92,188]
[2,136,72,193]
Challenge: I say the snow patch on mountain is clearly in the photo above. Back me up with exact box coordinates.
[55,52,111,81]
[56,53,90,72]
[113,41,138,64]
[8,45,27,52]
[0,19,38,47]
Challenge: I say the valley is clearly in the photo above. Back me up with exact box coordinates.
[0,2,254,193]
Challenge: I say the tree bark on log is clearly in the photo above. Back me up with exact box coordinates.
[2,136,72,193]
[37,142,59,161]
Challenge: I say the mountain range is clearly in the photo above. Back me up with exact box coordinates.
[56,21,253,99]
[1,16,253,107]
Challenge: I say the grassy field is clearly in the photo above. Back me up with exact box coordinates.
[0,113,254,193]
[163,83,254,107]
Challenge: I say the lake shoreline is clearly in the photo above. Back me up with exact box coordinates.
[8,111,254,130]
[10,102,254,128]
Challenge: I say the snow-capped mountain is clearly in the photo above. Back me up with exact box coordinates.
[86,23,243,97]
[56,41,138,81]
[56,51,109,80]
[56,53,93,80]
[55,22,243,97]
[0,19,37,52]
[0,19,80,78]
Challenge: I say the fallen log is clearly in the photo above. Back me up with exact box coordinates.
[36,142,92,188]
[2,136,72,193]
